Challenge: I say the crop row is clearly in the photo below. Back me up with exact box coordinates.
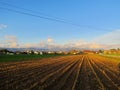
[0,54,120,90]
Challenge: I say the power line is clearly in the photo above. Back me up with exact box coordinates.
[0,1,113,31]
[0,6,84,27]
[0,7,95,29]
[0,1,80,26]
[0,7,70,23]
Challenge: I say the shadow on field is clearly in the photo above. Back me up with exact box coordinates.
[118,63,120,77]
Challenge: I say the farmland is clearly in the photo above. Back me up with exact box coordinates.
[0,54,120,90]
[0,54,65,62]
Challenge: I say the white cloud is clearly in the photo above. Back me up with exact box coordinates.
[0,30,119,50]
[23,43,36,48]
[0,35,19,48]
[5,35,18,43]
[10,43,19,48]
[48,30,120,49]
[93,30,120,44]
[47,37,54,43]
[0,24,7,29]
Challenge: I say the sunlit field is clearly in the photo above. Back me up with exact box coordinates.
[101,54,120,58]
[0,54,120,90]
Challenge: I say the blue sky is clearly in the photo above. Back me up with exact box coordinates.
[0,0,120,49]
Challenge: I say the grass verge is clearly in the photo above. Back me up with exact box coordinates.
[0,54,65,62]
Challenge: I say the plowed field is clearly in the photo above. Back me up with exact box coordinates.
[0,55,120,90]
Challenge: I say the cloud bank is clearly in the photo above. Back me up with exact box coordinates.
[0,30,120,50]
[0,35,19,48]
[93,30,120,44]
